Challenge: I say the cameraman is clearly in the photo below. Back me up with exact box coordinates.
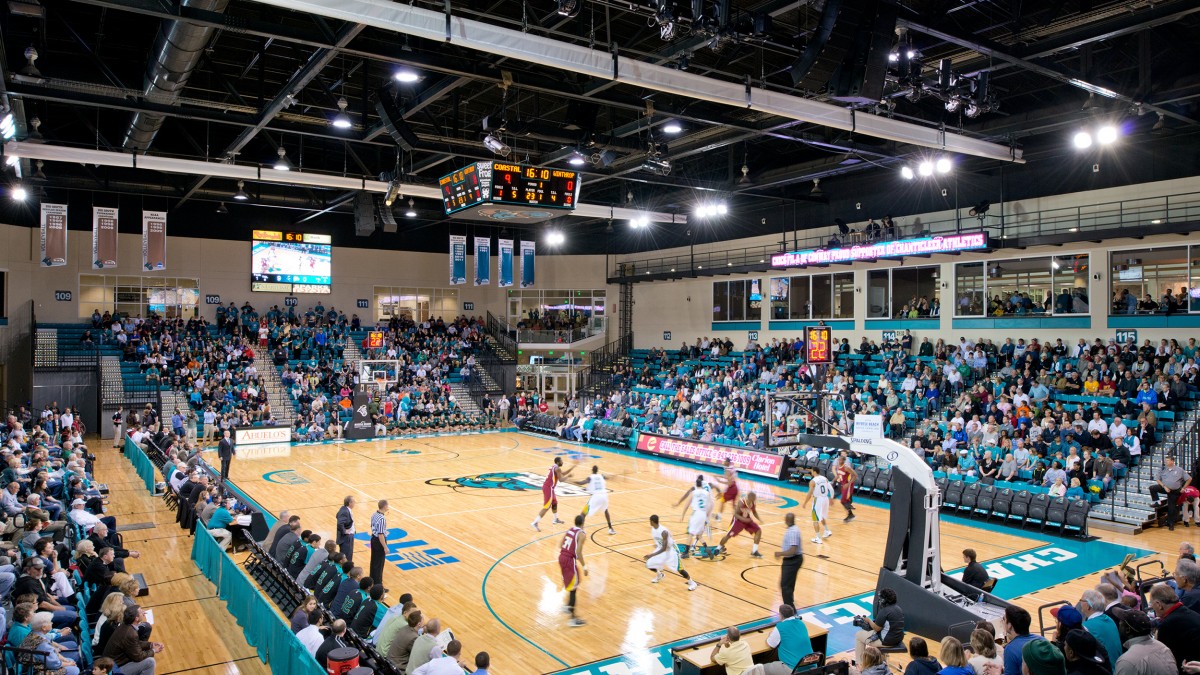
[854,588,906,665]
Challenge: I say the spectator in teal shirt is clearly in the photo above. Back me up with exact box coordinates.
[207,500,234,551]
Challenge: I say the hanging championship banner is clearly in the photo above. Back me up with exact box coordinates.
[474,236,491,286]
[520,240,536,288]
[40,203,68,267]
[498,238,514,288]
[142,210,167,271]
[449,234,467,285]
[92,207,119,269]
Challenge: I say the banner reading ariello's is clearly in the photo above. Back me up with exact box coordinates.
[474,236,491,286]
[40,203,68,267]
[498,238,514,288]
[92,206,119,269]
[142,210,167,271]
[520,240,536,288]
[449,234,467,285]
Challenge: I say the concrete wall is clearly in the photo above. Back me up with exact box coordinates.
[0,223,613,327]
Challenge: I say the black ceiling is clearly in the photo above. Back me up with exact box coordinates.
[1,0,1199,254]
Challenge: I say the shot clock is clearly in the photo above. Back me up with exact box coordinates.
[805,326,834,364]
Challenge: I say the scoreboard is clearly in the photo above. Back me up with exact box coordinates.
[439,161,580,222]
[805,326,834,364]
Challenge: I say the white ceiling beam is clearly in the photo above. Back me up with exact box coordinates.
[239,0,1023,164]
[3,141,680,223]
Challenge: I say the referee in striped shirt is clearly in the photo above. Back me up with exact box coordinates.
[774,512,803,607]
[369,500,390,585]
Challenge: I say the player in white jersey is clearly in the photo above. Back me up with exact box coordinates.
[575,465,615,534]
[800,467,835,544]
[673,475,716,558]
[643,515,698,591]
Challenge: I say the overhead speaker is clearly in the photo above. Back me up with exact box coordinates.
[354,192,376,236]
[789,0,843,88]
[828,0,898,103]
[377,196,398,233]
[374,90,421,152]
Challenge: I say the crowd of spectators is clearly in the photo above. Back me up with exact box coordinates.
[512,331,1194,511]
[0,405,166,675]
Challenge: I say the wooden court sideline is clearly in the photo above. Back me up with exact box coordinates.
[91,439,270,675]
[220,431,1177,673]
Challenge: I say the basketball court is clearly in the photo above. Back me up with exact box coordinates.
[223,430,1168,675]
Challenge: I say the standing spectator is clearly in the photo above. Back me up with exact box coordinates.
[1149,457,1190,531]
[370,500,389,585]
[217,430,235,484]
[336,497,356,564]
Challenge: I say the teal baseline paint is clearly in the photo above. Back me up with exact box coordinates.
[547,536,1152,675]
[261,469,309,485]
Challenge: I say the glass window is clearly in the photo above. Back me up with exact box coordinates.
[747,279,763,321]
[713,282,729,322]
[728,281,746,321]
[891,266,939,318]
[78,274,198,319]
[955,263,985,316]
[790,277,811,320]
[1109,247,1188,315]
[833,273,854,319]
[1051,255,1090,315]
[769,278,789,320]
[985,258,1052,315]
[866,270,889,318]
[812,275,832,319]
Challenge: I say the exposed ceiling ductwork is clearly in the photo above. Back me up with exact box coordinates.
[237,0,1024,164]
[122,0,231,153]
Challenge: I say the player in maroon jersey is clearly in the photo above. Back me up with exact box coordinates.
[532,456,576,531]
[714,459,739,522]
[834,454,858,522]
[558,514,588,627]
[717,492,764,558]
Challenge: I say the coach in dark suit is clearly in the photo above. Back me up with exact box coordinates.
[336,496,356,564]
[217,430,235,483]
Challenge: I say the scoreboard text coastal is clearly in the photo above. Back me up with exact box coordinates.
[439,162,580,215]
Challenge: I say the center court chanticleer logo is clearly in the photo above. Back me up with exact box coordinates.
[426,471,595,496]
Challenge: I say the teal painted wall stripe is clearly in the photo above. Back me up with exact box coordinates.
[767,320,855,331]
[953,316,1091,330]
[1108,314,1200,328]
[711,321,762,330]
[864,319,941,330]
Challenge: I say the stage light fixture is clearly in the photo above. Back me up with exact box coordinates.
[1097,125,1118,145]
[1073,131,1093,149]
[810,179,823,196]
[233,180,250,201]
[900,166,914,180]
[546,230,566,245]
[331,97,353,129]
[393,69,420,83]
[272,147,291,171]
[482,134,512,157]
[935,157,952,174]
[945,99,961,113]
[0,114,15,140]
[405,198,417,218]
[662,121,682,134]
[568,151,587,166]
[10,184,27,201]
[918,161,933,177]
[556,0,579,17]
[216,202,229,214]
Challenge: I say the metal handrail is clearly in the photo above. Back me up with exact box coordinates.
[611,190,1200,279]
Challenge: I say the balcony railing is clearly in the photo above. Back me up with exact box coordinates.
[610,190,1200,280]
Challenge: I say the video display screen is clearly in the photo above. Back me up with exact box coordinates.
[251,231,332,294]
